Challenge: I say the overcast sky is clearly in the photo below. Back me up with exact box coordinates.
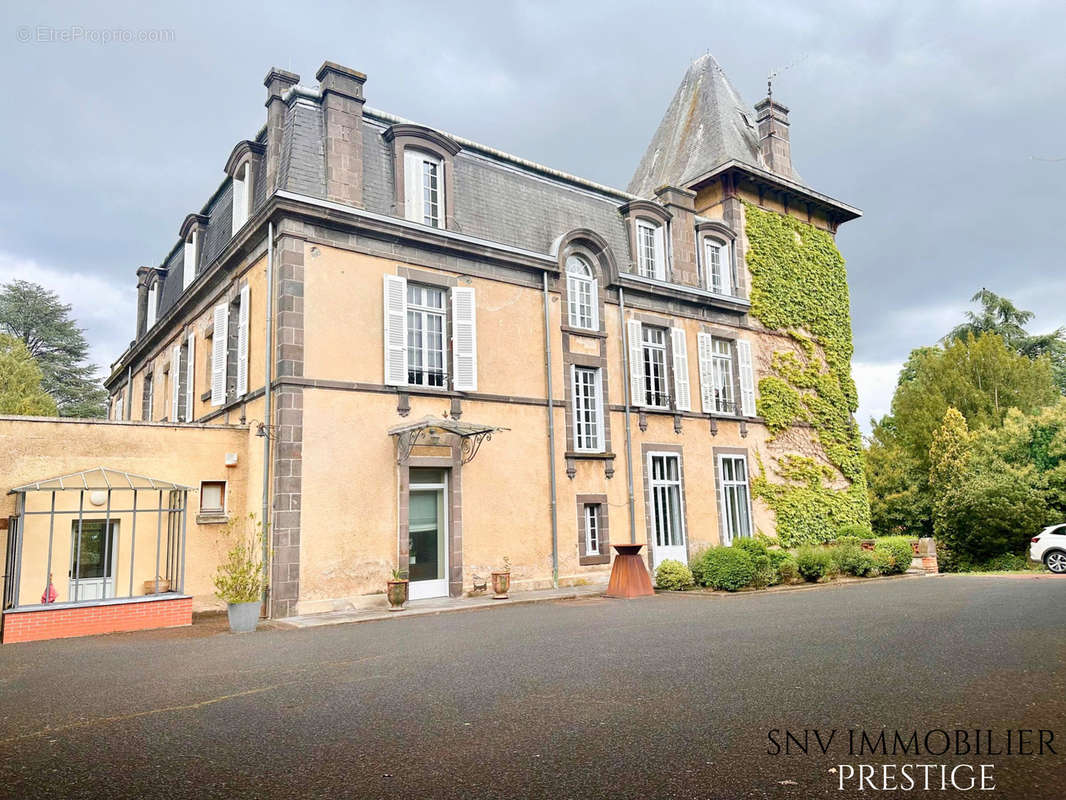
[2,0,1064,431]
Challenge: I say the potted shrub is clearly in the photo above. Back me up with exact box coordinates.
[387,568,409,611]
[213,514,267,634]
[492,556,511,599]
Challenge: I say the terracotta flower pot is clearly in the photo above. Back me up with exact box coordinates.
[491,571,510,599]
[387,579,409,611]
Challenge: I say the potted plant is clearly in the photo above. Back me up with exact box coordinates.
[213,514,267,633]
[387,568,409,611]
[492,556,511,600]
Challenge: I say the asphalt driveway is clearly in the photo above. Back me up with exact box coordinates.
[1,574,1063,799]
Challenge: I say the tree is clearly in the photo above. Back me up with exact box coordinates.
[945,288,1066,392]
[864,333,1058,538]
[931,407,1050,564]
[0,280,106,417]
[0,333,58,415]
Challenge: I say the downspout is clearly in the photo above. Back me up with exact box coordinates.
[261,221,275,616]
[619,287,636,543]
[542,271,559,588]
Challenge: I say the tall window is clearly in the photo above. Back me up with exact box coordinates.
[146,282,158,329]
[142,373,153,421]
[636,220,665,280]
[712,339,735,413]
[566,255,597,330]
[649,454,684,549]
[407,284,447,387]
[641,327,669,408]
[232,161,252,232]
[704,239,731,295]
[584,503,601,555]
[719,455,753,543]
[404,150,443,228]
[183,230,198,290]
[572,366,603,452]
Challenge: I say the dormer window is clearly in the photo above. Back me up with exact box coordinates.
[636,220,667,281]
[384,124,461,232]
[231,160,252,232]
[565,255,598,330]
[703,238,732,295]
[183,230,198,290]
[146,281,158,328]
[404,150,443,228]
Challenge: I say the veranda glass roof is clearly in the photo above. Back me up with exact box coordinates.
[9,467,194,494]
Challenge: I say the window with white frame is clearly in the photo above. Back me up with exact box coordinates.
[719,454,753,543]
[641,327,669,407]
[231,161,252,232]
[404,150,443,228]
[407,284,447,387]
[200,480,226,514]
[704,238,732,295]
[572,366,603,452]
[183,230,198,290]
[113,395,123,421]
[649,454,684,549]
[146,281,158,329]
[565,255,597,330]
[636,220,666,280]
[583,503,602,555]
[712,338,736,413]
[142,373,153,421]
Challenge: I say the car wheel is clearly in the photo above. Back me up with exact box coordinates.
[1045,551,1066,574]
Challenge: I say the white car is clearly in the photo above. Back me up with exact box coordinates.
[1031,525,1066,573]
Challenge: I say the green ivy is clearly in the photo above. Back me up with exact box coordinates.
[745,203,870,546]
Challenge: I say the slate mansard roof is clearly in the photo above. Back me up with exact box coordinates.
[142,55,856,335]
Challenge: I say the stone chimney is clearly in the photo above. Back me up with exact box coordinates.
[135,266,152,339]
[654,186,698,286]
[316,61,367,208]
[754,96,792,178]
[263,67,300,192]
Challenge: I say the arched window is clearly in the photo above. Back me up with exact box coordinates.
[565,254,598,330]
[703,237,732,296]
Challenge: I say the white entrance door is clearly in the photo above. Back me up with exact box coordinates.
[407,469,449,600]
[69,520,118,602]
[648,453,687,570]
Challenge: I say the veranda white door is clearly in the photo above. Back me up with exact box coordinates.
[69,520,118,602]
[407,469,449,600]
[648,453,687,570]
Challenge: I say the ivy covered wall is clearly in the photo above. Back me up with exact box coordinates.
[744,203,870,545]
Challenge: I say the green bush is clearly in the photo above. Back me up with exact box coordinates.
[874,536,915,575]
[837,523,874,540]
[953,552,1038,573]
[766,549,792,585]
[750,553,776,589]
[655,559,695,590]
[733,537,769,558]
[689,549,709,587]
[871,549,894,576]
[795,546,835,582]
[776,555,800,583]
[701,546,756,591]
[832,543,876,577]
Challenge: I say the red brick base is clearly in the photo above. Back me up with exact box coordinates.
[2,595,192,644]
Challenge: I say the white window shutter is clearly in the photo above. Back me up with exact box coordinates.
[146,285,157,328]
[403,150,420,223]
[451,286,477,391]
[589,278,599,330]
[737,338,756,417]
[183,231,196,290]
[211,304,228,406]
[236,285,250,397]
[653,227,666,280]
[569,364,579,449]
[185,331,195,422]
[383,275,408,386]
[627,319,644,407]
[698,332,715,413]
[170,344,181,421]
[671,327,691,411]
